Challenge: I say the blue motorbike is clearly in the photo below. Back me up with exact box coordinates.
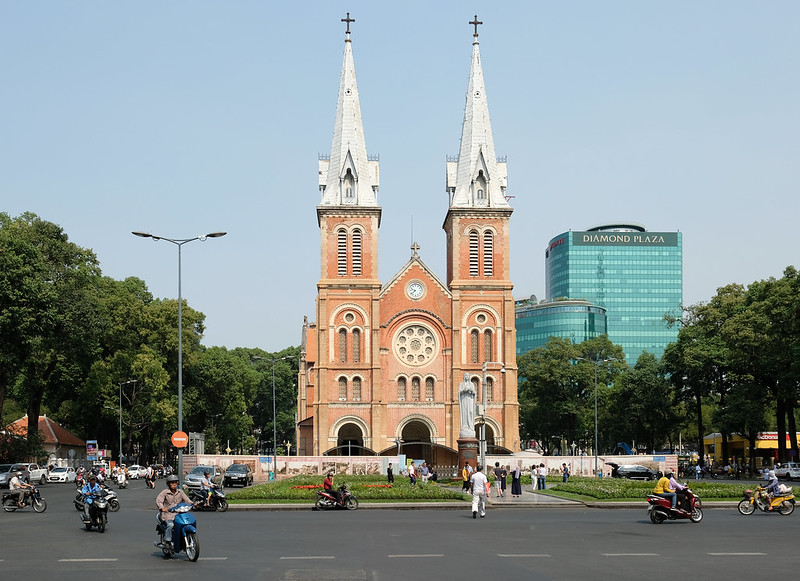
[154,503,200,561]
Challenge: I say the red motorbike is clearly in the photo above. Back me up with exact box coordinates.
[315,484,358,510]
[647,487,703,524]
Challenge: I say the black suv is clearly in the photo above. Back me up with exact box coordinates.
[224,463,254,487]
[607,462,660,480]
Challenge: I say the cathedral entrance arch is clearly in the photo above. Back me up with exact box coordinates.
[324,418,375,456]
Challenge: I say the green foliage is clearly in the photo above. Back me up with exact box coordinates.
[226,474,470,502]
[554,477,748,500]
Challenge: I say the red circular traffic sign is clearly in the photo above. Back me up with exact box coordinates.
[171,431,189,448]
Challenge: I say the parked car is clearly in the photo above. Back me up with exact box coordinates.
[184,465,225,490]
[224,464,254,487]
[773,462,800,481]
[127,464,143,479]
[48,466,77,483]
[17,462,48,485]
[0,463,33,487]
[607,462,660,480]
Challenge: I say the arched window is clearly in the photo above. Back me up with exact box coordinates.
[471,377,480,400]
[486,376,493,403]
[471,329,479,363]
[338,377,347,401]
[411,377,421,401]
[469,230,479,277]
[339,329,347,362]
[397,377,406,401]
[425,377,434,401]
[352,377,362,401]
[344,168,355,199]
[337,229,347,276]
[475,170,487,203]
[352,229,362,276]
[352,328,361,362]
[483,230,493,276]
[484,329,492,362]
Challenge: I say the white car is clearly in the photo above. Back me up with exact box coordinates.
[48,466,77,483]
[127,465,143,479]
[774,462,800,481]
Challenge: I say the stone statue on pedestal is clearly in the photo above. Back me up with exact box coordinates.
[458,372,476,438]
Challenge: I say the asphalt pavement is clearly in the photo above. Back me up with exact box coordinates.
[2,476,795,581]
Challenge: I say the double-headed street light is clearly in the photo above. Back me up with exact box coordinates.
[251,354,296,481]
[575,356,617,477]
[479,361,506,471]
[133,231,226,483]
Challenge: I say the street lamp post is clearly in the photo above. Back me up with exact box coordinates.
[117,380,137,465]
[251,354,295,481]
[133,230,226,483]
[480,361,506,471]
[575,356,616,477]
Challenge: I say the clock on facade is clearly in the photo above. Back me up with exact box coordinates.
[407,282,424,299]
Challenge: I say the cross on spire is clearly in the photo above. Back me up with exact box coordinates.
[342,12,355,37]
[411,242,420,258]
[469,15,483,38]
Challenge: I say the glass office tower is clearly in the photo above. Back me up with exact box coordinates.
[545,224,682,363]
[515,297,607,355]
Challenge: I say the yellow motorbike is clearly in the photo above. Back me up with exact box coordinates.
[738,485,795,515]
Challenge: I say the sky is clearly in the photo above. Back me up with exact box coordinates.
[3,2,798,352]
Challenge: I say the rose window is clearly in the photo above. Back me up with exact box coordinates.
[394,325,437,366]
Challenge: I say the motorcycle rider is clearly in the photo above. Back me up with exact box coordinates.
[764,469,781,510]
[156,474,193,549]
[200,470,217,507]
[323,471,340,505]
[81,473,103,522]
[8,471,33,508]
[667,471,689,512]
[652,472,677,510]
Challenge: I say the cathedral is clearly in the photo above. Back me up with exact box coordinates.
[297,16,518,466]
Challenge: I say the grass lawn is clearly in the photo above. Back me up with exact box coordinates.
[544,476,751,501]
[226,474,470,504]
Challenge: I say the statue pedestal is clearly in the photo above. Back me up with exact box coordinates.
[457,436,479,474]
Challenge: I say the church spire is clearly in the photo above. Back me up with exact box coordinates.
[319,13,380,207]
[446,16,508,209]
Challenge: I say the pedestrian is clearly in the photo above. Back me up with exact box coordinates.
[531,464,538,491]
[387,462,394,484]
[537,463,547,490]
[461,462,471,492]
[511,464,522,498]
[562,463,569,483]
[420,462,430,484]
[500,465,507,496]
[695,464,701,480]
[493,462,504,497]
[408,462,417,485]
[470,465,488,519]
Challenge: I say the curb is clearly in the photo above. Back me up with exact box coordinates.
[228,500,741,511]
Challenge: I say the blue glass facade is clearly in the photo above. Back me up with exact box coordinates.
[515,298,607,355]
[545,226,682,363]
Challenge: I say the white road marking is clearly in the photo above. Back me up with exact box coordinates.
[601,553,660,557]
[708,552,767,556]
[498,554,552,558]
[388,554,444,558]
[280,556,336,560]
[198,557,229,560]
[59,559,119,562]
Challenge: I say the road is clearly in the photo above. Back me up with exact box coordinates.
[1,478,797,580]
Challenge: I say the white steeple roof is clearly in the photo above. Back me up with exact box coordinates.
[319,16,379,207]
[447,20,508,209]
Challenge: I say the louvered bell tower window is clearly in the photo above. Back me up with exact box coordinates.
[469,230,479,276]
[338,377,347,401]
[352,229,362,276]
[337,230,347,276]
[483,231,493,276]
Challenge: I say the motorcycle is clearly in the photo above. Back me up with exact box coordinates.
[1,487,47,513]
[187,486,229,512]
[82,489,110,532]
[647,487,702,524]
[315,483,359,510]
[154,503,200,561]
[738,485,795,515]
[117,471,128,489]
[75,485,120,512]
